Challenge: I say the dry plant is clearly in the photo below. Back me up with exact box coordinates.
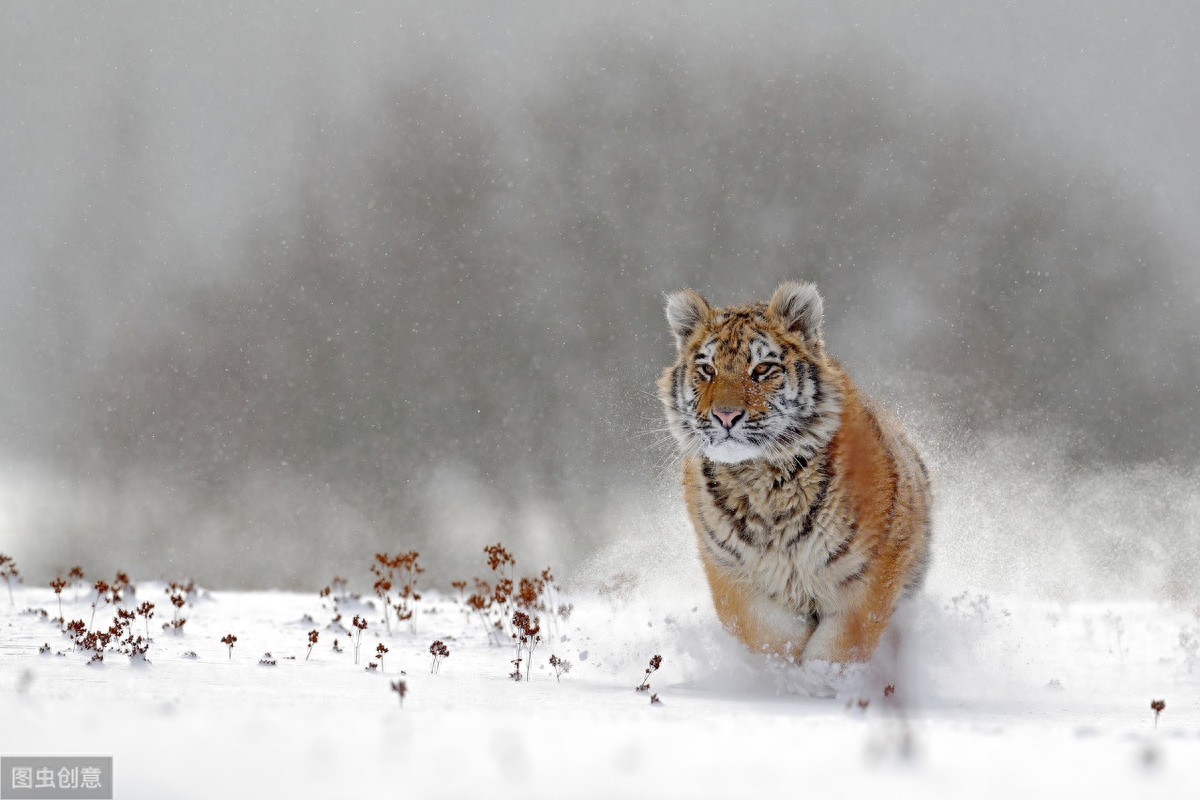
[393,551,424,634]
[0,554,20,605]
[635,654,663,693]
[351,615,368,664]
[391,680,407,707]
[88,579,110,630]
[164,581,191,634]
[306,630,319,661]
[430,640,450,674]
[510,610,541,681]
[1151,699,1166,728]
[67,566,85,601]
[371,552,424,635]
[221,633,237,660]
[82,633,105,666]
[64,619,86,651]
[549,654,571,683]
[466,579,504,647]
[374,642,389,671]
[318,580,349,633]
[466,544,570,648]
[485,543,517,641]
[49,576,67,622]
[486,542,516,575]
[136,602,155,639]
[370,554,396,635]
[112,606,151,662]
[112,571,132,602]
[124,637,151,662]
[516,576,544,616]
[70,618,114,664]
[119,627,151,663]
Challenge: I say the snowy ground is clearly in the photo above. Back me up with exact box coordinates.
[2,577,1199,799]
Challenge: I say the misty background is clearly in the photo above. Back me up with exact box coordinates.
[1,2,1197,599]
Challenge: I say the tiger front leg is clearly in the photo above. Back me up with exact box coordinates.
[800,603,892,664]
[701,556,815,663]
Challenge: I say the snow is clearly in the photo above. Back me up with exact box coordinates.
[2,577,1198,799]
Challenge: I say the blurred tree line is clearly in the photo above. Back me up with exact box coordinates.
[53,37,1198,586]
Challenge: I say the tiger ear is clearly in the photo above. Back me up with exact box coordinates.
[664,289,711,351]
[768,281,824,345]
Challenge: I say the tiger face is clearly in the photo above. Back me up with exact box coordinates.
[659,282,843,466]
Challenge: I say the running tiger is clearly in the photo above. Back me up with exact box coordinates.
[658,281,931,664]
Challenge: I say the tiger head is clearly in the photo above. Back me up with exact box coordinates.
[658,281,844,466]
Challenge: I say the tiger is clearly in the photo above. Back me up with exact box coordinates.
[658,281,931,664]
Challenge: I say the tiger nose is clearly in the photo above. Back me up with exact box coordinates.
[712,408,745,430]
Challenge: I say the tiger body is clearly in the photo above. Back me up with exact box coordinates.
[659,282,931,663]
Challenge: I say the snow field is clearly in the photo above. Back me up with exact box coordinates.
[2,580,1199,799]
